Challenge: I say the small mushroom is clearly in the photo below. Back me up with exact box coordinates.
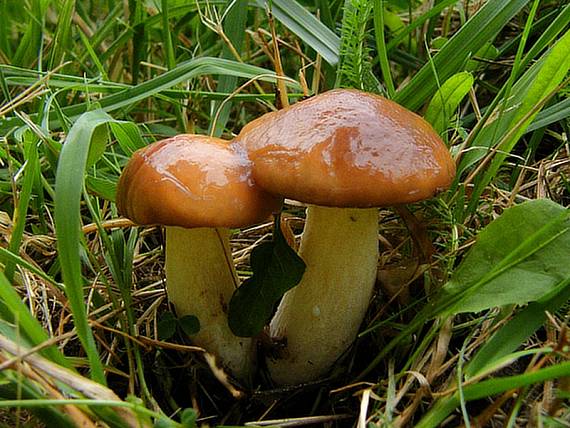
[233,89,456,384]
[116,135,281,379]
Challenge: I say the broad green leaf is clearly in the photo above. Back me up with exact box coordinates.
[228,219,306,337]
[55,109,116,385]
[109,121,146,157]
[425,71,474,134]
[395,0,531,110]
[439,199,570,314]
[358,199,570,379]
[85,176,117,202]
[465,275,570,378]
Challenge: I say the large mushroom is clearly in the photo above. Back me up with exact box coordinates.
[116,134,281,379]
[232,89,456,384]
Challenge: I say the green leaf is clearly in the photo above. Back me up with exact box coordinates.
[526,97,570,133]
[357,199,570,380]
[85,175,117,202]
[157,312,178,341]
[425,71,474,134]
[4,132,38,281]
[178,315,200,337]
[228,219,306,337]
[438,199,570,315]
[109,121,146,157]
[465,275,570,379]
[466,42,499,71]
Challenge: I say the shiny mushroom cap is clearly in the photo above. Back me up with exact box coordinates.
[232,89,456,207]
[116,134,282,228]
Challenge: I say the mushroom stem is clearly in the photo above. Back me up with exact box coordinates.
[165,226,254,380]
[268,206,379,384]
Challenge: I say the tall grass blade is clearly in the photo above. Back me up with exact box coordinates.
[395,0,530,111]
[373,0,395,97]
[209,0,249,136]
[255,0,340,65]
[4,133,38,281]
[463,30,570,210]
[55,110,116,385]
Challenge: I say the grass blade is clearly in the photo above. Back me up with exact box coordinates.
[373,0,395,97]
[0,272,70,368]
[4,133,39,281]
[464,30,570,209]
[416,360,570,428]
[209,0,250,136]
[395,0,530,110]
[0,57,301,133]
[255,0,340,65]
[55,110,116,385]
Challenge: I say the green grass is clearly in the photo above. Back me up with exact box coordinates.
[0,1,569,426]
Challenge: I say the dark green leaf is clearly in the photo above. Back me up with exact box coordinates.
[228,220,306,337]
[157,312,178,341]
[178,315,200,337]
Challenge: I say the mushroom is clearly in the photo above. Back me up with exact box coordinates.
[232,89,456,384]
[116,134,282,379]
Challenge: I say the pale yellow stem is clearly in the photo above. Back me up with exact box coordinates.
[268,206,379,384]
[165,226,254,380]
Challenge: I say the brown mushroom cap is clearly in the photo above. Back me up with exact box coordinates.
[116,135,282,228]
[232,89,456,207]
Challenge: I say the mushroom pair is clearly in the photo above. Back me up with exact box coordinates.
[231,89,456,384]
[117,89,455,385]
[116,135,281,379]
